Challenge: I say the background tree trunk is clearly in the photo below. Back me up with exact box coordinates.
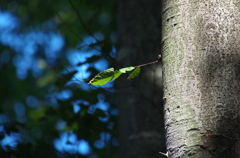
[117,0,166,157]
[163,0,240,157]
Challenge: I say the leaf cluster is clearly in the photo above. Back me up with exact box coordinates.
[88,67,141,85]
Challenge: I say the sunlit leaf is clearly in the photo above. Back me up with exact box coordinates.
[89,66,138,85]
[89,68,123,85]
[127,67,141,80]
[119,66,135,73]
[110,70,122,82]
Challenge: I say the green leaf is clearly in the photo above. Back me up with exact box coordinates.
[88,68,114,85]
[88,68,123,85]
[110,70,122,82]
[88,66,136,85]
[119,66,135,73]
[127,67,141,80]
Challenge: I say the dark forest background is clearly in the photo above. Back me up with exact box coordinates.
[0,0,165,157]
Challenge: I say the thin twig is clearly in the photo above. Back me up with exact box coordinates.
[134,60,159,68]
[67,0,122,68]
[54,10,89,48]
[68,0,98,42]
[133,54,161,68]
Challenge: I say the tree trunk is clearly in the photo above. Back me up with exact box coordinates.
[117,0,165,157]
[163,0,240,157]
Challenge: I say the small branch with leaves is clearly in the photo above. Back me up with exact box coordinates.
[88,55,161,85]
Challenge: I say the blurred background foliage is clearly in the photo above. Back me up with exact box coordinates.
[0,0,118,157]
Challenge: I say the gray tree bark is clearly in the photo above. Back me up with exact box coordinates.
[163,0,240,158]
[117,0,165,157]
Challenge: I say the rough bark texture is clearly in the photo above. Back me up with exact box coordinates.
[163,0,240,158]
[117,0,165,157]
